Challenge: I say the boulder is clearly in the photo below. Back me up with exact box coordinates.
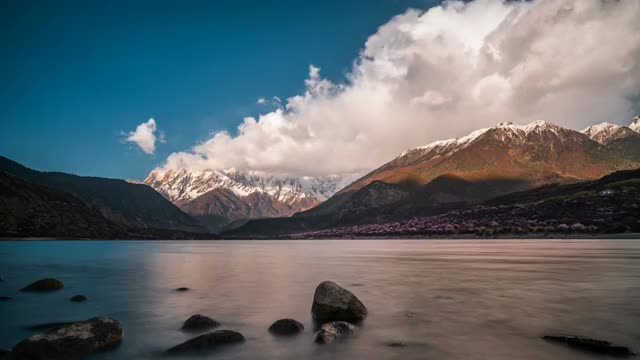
[9,317,123,360]
[542,335,635,357]
[0,348,10,359]
[182,314,219,331]
[70,294,88,302]
[20,278,64,292]
[268,319,304,335]
[314,321,355,344]
[311,281,367,323]
[166,330,244,354]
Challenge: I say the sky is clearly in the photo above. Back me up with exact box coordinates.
[2,0,639,180]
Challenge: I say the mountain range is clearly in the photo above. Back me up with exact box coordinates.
[144,168,352,231]
[225,116,640,237]
[2,116,639,239]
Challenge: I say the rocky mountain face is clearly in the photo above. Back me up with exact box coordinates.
[227,117,640,237]
[0,156,206,235]
[144,168,352,232]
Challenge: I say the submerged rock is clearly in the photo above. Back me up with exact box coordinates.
[70,294,88,302]
[166,330,244,354]
[182,314,219,331]
[314,321,355,344]
[9,317,123,360]
[20,278,64,292]
[542,335,636,357]
[175,287,190,292]
[0,296,11,301]
[0,348,10,358]
[268,319,304,335]
[311,281,367,323]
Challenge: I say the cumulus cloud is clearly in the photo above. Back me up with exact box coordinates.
[124,118,164,154]
[257,97,266,104]
[161,0,640,177]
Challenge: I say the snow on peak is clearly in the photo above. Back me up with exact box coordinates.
[399,120,562,160]
[581,121,639,144]
[144,167,355,205]
[630,115,640,132]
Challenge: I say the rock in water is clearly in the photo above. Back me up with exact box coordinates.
[542,335,636,357]
[9,317,123,360]
[70,294,88,302]
[0,348,11,359]
[182,314,219,330]
[311,281,367,323]
[20,278,64,292]
[268,319,304,335]
[166,330,244,354]
[175,287,190,292]
[0,296,11,301]
[314,321,355,344]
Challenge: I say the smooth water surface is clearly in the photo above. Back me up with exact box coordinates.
[1,240,639,359]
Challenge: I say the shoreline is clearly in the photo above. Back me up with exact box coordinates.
[1,233,639,241]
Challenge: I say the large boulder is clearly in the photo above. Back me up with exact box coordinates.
[542,335,636,356]
[182,314,219,331]
[314,321,355,344]
[20,278,64,292]
[166,330,244,354]
[311,281,367,323]
[268,319,304,335]
[9,317,123,360]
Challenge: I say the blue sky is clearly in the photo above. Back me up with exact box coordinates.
[1,0,437,180]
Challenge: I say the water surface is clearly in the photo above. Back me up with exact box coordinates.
[1,239,639,359]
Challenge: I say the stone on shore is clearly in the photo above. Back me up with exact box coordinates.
[9,317,123,360]
[311,281,367,323]
[182,314,219,331]
[70,294,88,302]
[314,321,355,344]
[20,278,64,292]
[542,335,636,357]
[166,330,244,354]
[268,319,304,335]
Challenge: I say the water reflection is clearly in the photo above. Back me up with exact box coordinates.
[0,240,639,359]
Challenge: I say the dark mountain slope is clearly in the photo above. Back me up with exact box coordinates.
[0,173,125,238]
[293,168,640,238]
[0,156,205,233]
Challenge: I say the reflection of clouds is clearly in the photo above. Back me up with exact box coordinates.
[104,239,640,359]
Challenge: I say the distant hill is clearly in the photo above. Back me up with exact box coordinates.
[292,168,640,238]
[226,117,640,237]
[0,156,206,234]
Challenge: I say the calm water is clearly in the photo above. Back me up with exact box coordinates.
[1,240,639,359]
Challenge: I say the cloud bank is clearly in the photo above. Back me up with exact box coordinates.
[161,0,640,177]
[125,118,164,154]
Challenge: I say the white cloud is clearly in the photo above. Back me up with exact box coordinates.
[124,118,164,154]
[257,97,266,104]
[160,0,640,177]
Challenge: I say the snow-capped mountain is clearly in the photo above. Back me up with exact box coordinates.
[237,117,640,236]
[334,118,640,201]
[144,168,353,231]
[581,121,639,144]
